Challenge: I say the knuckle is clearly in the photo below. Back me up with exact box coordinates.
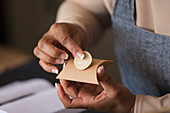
[105,76,111,82]
[38,38,45,49]
[42,33,49,38]
[49,23,62,37]
[61,36,69,45]
[103,75,112,83]
[39,60,42,66]
[70,47,77,54]
[39,60,49,72]
[64,104,70,109]
[50,23,58,31]
[46,57,55,63]
[33,47,39,56]
[51,47,59,57]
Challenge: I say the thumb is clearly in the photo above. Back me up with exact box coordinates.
[97,65,116,91]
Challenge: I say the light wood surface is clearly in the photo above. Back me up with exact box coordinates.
[0,45,32,74]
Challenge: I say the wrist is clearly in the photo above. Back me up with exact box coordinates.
[111,85,136,113]
[129,106,134,113]
[128,95,136,113]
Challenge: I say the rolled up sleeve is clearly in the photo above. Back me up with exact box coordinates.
[135,94,170,113]
[56,0,111,47]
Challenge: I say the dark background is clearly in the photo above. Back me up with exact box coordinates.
[0,0,63,52]
[0,0,63,85]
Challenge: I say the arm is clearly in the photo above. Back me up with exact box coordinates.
[56,0,112,46]
[34,0,113,74]
[33,0,112,73]
[135,94,170,113]
[57,65,170,113]
[47,1,170,112]
[57,65,136,113]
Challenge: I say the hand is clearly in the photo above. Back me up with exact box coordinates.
[33,23,87,74]
[57,65,136,113]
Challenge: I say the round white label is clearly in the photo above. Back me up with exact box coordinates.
[74,51,92,70]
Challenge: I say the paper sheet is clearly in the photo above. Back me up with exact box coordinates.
[0,109,7,113]
[56,58,113,85]
[0,79,85,113]
[0,88,85,113]
[0,79,52,104]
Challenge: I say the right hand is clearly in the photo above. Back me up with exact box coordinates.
[57,65,136,113]
[33,23,88,74]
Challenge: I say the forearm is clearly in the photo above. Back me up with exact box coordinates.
[135,94,170,113]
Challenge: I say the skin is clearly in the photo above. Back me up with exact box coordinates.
[34,23,87,73]
[57,65,135,113]
[34,23,136,113]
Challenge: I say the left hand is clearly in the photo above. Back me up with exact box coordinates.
[56,65,136,113]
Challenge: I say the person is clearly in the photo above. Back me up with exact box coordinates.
[33,0,170,113]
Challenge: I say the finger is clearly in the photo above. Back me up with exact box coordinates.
[52,32,85,59]
[38,36,69,59]
[39,60,59,74]
[56,83,72,107]
[60,79,79,97]
[34,46,64,64]
[97,65,117,93]
[57,83,87,109]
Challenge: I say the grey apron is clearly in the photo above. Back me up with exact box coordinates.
[112,0,170,96]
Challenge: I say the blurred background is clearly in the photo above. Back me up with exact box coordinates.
[0,0,120,86]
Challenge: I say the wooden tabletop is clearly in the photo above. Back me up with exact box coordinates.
[0,45,32,74]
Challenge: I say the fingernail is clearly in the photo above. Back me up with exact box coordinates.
[55,83,58,88]
[69,96,73,99]
[60,53,69,59]
[97,65,105,75]
[55,59,64,64]
[55,83,59,91]
[63,62,65,68]
[62,61,68,68]
[52,69,58,74]
[77,51,85,60]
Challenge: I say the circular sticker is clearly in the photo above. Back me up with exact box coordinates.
[74,51,92,70]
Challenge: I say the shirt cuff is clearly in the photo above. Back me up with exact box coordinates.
[134,95,144,113]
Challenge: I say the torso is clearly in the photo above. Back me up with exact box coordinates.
[112,0,170,96]
[104,0,170,37]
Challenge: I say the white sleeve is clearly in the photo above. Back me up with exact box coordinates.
[56,0,111,47]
